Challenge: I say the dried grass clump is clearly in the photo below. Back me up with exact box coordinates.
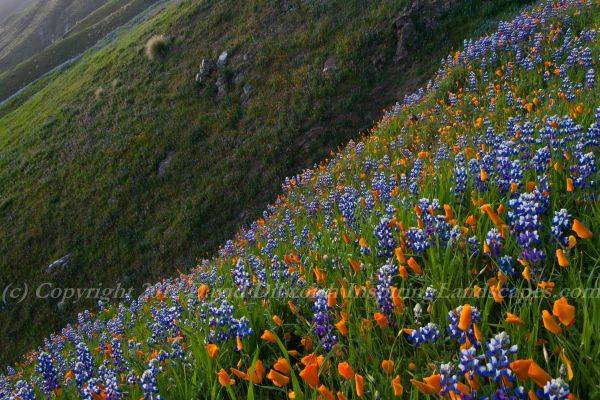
[145,34,169,61]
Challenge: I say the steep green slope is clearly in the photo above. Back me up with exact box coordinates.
[0,0,532,363]
[0,1,597,398]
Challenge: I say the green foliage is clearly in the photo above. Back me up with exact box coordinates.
[0,0,533,364]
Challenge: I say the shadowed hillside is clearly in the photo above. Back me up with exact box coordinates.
[0,0,533,363]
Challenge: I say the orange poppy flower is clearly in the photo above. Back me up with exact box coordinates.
[398,265,408,279]
[273,358,290,375]
[248,360,265,384]
[313,267,327,283]
[541,310,562,334]
[288,300,297,314]
[349,259,361,273]
[273,315,283,326]
[424,374,442,393]
[381,359,394,375]
[567,235,576,249]
[527,361,551,387]
[217,369,235,386]
[505,312,524,325]
[336,391,346,400]
[299,363,319,388]
[392,375,403,397]
[267,369,290,387]
[410,379,437,395]
[394,247,406,264]
[261,330,278,343]
[197,284,210,300]
[374,312,388,328]
[480,169,488,182]
[355,373,365,397]
[465,215,477,227]
[510,359,532,380]
[301,337,313,351]
[338,362,354,380]
[335,319,348,336]
[230,368,247,380]
[407,257,423,274]
[566,178,574,192]
[327,291,337,307]
[522,266,532,281]
[391,287,404,311]
[480,204,504,227]
[458,304,472,331]
[553,297,575,327]
[572,219,593,239]
[206,344,219,359]
[555,249,569,267]
[491,284,504,303]
[318,385,335,400]
[443,204,454,221]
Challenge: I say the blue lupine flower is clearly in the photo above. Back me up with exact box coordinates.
[140,359,162,400]
[74,342,94,388]
[467,235,480,256]
[484,332,518,383]
[36,352,59,396]
[374,217,397,257]
[498,255,516,276]
[551,209,571,246]
[312,290,337,352]
[539,378,570,400]
[408,323,440,347]
[376,263,394,317]
[405,227,430,254]
[586,68,595,89]
[486,228,503,257]
[423,286,437,302]
[439,363,459,396]
[231,258,252,295]
[13,380,35,400]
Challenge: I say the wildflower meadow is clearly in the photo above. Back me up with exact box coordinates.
[1,0,599,399]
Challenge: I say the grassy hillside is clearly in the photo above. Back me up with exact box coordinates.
[0,0,109,72]
[0,0,597,398]
[0,0,533,363]
[0,0,160,101]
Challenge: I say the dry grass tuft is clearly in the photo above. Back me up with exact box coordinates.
[145,34,169,61]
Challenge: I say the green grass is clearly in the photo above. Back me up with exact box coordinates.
[0,0,159,102]
[0,1,598,398]
[0,0,534,364]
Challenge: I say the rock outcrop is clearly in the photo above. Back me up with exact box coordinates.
[393,0,460,62]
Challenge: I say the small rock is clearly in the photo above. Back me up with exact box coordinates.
[158,151,175,176]
[217,50,229,68]
[322,56,337,75]
[46,254,72,274]
[243,83,253,95]
[195,58,214,84]
[216,75,228,97]
[233,72,245,85]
